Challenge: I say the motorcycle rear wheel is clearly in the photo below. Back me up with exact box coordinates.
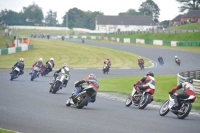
[177,102,191,119]
[139,93,151,109]
[75,93,90,109]
[159,100,169,116]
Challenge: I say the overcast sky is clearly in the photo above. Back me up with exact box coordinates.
[0,0,183,23]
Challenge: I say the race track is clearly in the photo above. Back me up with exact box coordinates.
[0,39,200,133]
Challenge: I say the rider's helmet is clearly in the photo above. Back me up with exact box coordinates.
[146,71,154,77]
[185,77,193,84]
[62,63,68,67]
[20,58,24,62]
[88,73,96,78]
[106,57,109,60]
[50,58,54,61]
[38,58,43,62]
[175,56,177,58]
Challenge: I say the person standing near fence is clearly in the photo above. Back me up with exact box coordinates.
[6,42,9,48]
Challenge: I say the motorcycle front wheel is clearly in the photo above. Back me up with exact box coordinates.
[52,81,61,94]
[125,95,132,107]
[159,100,169,116]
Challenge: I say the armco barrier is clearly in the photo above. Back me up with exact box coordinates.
[178,70,200,94]
[0,44,34,55]
[55,35,200,46]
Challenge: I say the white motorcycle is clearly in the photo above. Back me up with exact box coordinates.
[159,93,196,119]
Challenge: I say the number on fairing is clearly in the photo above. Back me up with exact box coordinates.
[169,100,175,107]
[15,67,20,71]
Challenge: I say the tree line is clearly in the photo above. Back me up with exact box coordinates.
[0,0,199,29]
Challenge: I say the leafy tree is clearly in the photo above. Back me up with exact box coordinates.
[160,20,170,28]
[176,0,200,12]
[45,10,58,26]
[62,8,103,30]
[118,9,141,16]
[22,3,44,25]
[138,0,160,22]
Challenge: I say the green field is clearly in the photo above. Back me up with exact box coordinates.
[0,39,150,69]
[0,128,15,133]
[98,76,200,110]
[166,23,200,30]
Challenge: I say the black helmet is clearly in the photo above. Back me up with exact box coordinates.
[185,77,193,84]
[146,71,154,77]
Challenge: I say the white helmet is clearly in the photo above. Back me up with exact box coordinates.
[50,58,54,61]
[20,58,24,62]
[39,58,43,62]
[175,56,177,58]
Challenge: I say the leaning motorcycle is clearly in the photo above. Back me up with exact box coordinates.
[125,86,154,109]
[49,73,69,94]
[41,65,49,76]
[30,66,40,81]
[139,63,144,70]
[66,84,97,109]
[102,64,109,74]
[10,66,21,81]
[159,60,164,65]
[159,93,196,119]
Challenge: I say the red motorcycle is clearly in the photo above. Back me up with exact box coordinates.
[125,86,154,109]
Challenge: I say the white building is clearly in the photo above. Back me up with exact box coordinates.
[95,15,158,33]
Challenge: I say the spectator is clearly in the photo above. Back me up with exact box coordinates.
[6,42,9,48]
[4,28,8,36]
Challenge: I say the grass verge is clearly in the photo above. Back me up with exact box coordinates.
[98,75,200,110]
[0,39,150,69]
[0,128,16,133]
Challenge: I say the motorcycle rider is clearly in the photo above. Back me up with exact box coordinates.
[130,71,156,101]
[51,63,70,89]
[169,77,196,108]
[138,56,144,67]
[158,56,164,63]
[10,58,24,76]
[104,57,111,72]
[29,58,44,77]
[70,74,99,103]
[45,58,55,73]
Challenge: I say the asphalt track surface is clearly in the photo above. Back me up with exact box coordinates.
[0,39,200,133]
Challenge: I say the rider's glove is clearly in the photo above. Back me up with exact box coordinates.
[169,92,173,95]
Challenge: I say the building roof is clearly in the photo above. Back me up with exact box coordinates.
[182,10,200,18]
[96,15,157,26]
[171,15,183,21]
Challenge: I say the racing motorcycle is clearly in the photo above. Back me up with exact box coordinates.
[125,86,154,109]
[10,66,21,81]
[139,63,144,70]
[175,58,181,66]
[159,60,164,65]
[102,64,109,74]
[49,73,69,94]
[159,93,196,119]
[41,65,50,76]
[66,83,97,109]
[30,66,40,81]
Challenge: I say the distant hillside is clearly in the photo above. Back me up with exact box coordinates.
[166,23,200,30]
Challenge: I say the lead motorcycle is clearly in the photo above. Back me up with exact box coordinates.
[49,73,69,94]
[125,86,154,109]
[159,93,196,119]
[66,83,97,109]
[30,66,40,81]
[102,64,109,74]
[10,66,21,81]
